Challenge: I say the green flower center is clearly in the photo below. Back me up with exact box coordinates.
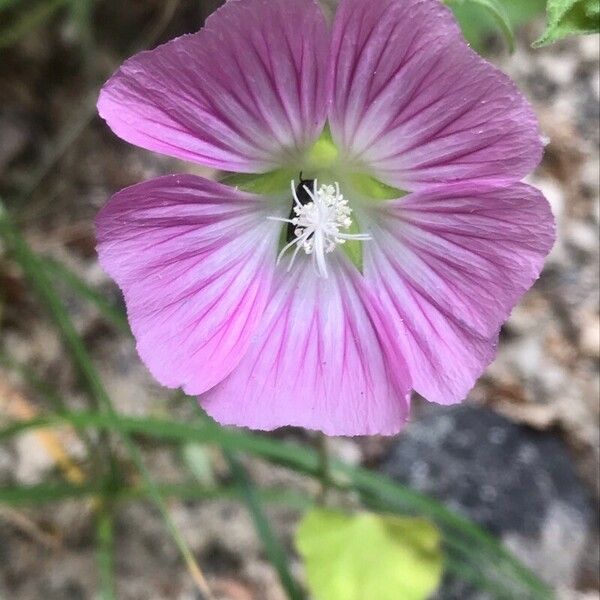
[220,127,407,273]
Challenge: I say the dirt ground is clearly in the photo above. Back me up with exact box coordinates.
[0,1,598,599]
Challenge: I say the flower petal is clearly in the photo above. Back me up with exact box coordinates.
[96,174,279,395]
[202,255,412,436]
[98,0,330,172]
[328,0,542,189]
[362,182,555,404]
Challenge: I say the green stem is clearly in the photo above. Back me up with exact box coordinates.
[316,433,330,504]
[96,503,116,600]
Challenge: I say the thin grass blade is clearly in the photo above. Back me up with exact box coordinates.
[225,450,305,600]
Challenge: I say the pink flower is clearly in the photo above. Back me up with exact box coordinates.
[96,0,554,435]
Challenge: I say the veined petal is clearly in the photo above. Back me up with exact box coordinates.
[328,0,542,189]
[98,0,330,173]
[96,174,279,395]
[362,183,555,404]
[202,255,412,436]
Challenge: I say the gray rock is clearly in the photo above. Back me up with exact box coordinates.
[380,405,594,598]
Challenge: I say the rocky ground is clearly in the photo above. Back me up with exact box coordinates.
[0,2,598,599]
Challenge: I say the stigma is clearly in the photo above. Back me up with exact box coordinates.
[269,179,371,278]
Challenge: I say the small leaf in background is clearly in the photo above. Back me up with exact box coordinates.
[502,0,550,24]
[0,0,70,49]
[467,0,516,51]
[535,0,600,46]
[182,443,216,489]
[296,509,442,600]
[447,0,546,51]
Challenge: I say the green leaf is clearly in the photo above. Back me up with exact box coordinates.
[220,169,295,195]
[0,0,22,11]
[535,0,600,46]
[296,509,442,600]
[446,0,517,51]
[448,0,546,51]
[470,0,516,51]
[182,443,216,489]
[501,0,548,24]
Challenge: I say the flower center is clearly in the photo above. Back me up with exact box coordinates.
[269,179,371,278]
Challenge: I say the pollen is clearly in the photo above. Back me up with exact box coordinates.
[269,180,371,278]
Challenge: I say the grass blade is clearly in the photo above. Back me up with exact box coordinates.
[97,503,116,600]
[191,408,304,600]
[225,450,305,600]
[0,481,313,510]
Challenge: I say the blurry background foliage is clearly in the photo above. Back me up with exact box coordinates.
[1,0,599,50]
[0,1,597,600]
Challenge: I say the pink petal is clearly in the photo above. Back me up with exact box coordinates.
[328,0,542,189]
[98,0,330,173]
[363,182,555,404]
[96,174,279,395]
[202,255,412,436]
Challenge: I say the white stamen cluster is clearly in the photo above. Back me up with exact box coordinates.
[269,180,371,278]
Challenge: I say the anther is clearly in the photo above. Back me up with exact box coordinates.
[268,179,371,278]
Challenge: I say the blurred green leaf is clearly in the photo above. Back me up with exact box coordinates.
[534,0,600,45]
[502,0,548,24]
[0,0,29,12]
[0,0,69,48]
[296,509,442,600]
[448,0,546,50]
[453,0,516,51]
[182,443,216,489]
[68,0,93,51]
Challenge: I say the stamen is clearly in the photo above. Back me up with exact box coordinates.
[270,180,371,278]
